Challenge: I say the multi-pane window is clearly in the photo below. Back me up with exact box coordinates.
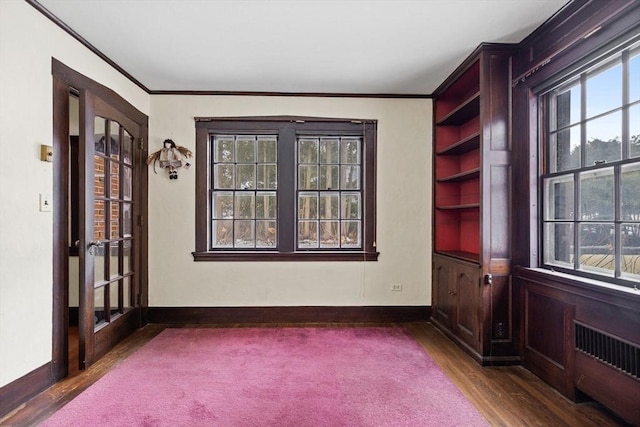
[297,136,362,249]
[542,40,640,287]
[212,135,278,248]
[194,117,378,261]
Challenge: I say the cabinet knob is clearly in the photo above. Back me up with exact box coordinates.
[448,291,457,296]
[484,274,493,285]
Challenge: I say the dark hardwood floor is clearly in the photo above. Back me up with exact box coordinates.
[68,326,79,378]
[0,322,629,426]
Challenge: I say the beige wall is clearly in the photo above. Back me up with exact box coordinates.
[0,0,149,387]
[149,96,432,307]
[0,0,432,390]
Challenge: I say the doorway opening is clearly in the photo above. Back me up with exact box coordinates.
[52,59,149,379]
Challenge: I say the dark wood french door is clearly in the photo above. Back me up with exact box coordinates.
[77,90,144,369]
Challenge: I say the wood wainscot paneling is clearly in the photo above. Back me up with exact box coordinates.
[147,306,430,324]
[510,3,640,423]
[520,277,576,398]
[515,267,640,425]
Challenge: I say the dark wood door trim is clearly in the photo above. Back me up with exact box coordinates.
[52,74,71,381]
[52,59,147,125]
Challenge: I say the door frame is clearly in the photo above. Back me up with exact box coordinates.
[51,58,149,379]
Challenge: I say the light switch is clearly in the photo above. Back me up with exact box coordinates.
[40,193,51,212]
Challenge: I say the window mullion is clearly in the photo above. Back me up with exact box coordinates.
[576,73,585,272]
[622,50,630,159]
[573,170,580,271]
[548,95,557,172]
[580,73,587,169]
[277,126,296,253]
[614,166,622,278]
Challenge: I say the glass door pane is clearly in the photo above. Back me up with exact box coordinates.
[94,118,131,328]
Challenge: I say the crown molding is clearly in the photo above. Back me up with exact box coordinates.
[28,0,433,99]
[27,0,151,93]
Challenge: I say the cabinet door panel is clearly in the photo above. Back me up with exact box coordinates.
[455,262,481,350]
[433,256,455,329]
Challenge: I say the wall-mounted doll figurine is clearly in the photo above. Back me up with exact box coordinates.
[146,139,193,180]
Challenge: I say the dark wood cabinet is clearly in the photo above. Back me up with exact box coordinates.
[433,254,482,352]
[431,44,518,365]
[432,254,454,330]
[454,259,481,350]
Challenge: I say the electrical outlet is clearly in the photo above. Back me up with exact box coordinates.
[391,283,402,291]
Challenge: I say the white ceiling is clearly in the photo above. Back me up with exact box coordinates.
[36,0,569,95]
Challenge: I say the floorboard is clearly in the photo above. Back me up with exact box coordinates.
[0,322,629,426]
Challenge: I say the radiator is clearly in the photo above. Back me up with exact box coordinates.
[574,322,639,379]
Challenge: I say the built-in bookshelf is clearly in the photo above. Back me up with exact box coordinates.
[431,44,516,364]
[434,59,481,263]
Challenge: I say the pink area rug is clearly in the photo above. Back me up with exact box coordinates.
[41,327,488,426]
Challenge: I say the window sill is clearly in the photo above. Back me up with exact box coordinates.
[515,266,640,300]
[192,251,380,262]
